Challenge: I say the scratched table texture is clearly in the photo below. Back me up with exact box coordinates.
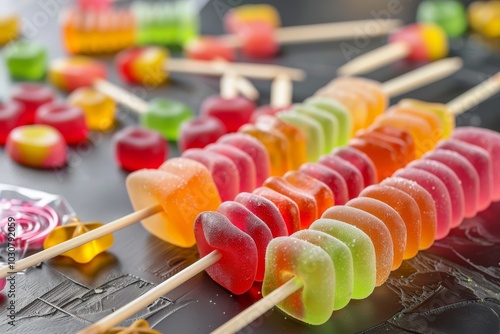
[0,0,500,333]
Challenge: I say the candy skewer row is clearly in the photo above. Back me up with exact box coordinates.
[75,71,500,334]
[0,60,464,278]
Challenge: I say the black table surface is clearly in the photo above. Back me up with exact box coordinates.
[1,0,500,333]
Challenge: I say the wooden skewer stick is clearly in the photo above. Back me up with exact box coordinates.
[270,74,292,109]
[166,58,306,81]
[78,250,223,334]
[236,76,260,100]
[337,41,409,76]
[381,57,464,97]
[220,19,403,47]
[0,205,162,279]
[220,71,240,100]
[447,72,500,115]
[93,79,149,114]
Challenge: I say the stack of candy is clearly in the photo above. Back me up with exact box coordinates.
[468,1,500,38]
[417,0,467,37]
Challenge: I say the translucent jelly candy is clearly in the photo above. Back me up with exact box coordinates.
[263,177,317,229]
[126,158,221,247]
[106,319,160,334]
[115,47,168,87]
[389,23,448,61]
[113,126,168,172]
[293,104,339,154]
[0,101,23,145]
[283,171,334,217]
[178,117,227,152]
[195,211,258,295]
[262,237,335,325]
[11,84,56,125]
[200,95,256,133]
[360,185,422,259]
[255,115,307,170]
[356,130,409,167]
[292,229,353,310]
[6,125,67,169]
[333,147,377,186]
[239,124,289,176]
[417,0,467,37]
[278,111,324,162]
[319,155,364,199]
[306,97,352,147]
[182,148,239,202]
[399,99,454,139]
[4,40,47,81]
[217,133,270,186]
[394,168,452,240]
[347,197,406,270]
[237,23,279,58]
[49,57,107,92]
[369,125,416,163]
[0,12,19,46]
[408,160,465,228]
[140,98,193,141]
[310,218,376,299]
[224,4,281,33]
[217,201,273,282]
[381,177,437,250]
[35,102,88,145]
[68,87,116,131]
[453,127,500,201]
[424,149,480,218]
[206,143,256,193]
[298,163,349,206]
[390,105,444,144]
[185,37,235,62]
[43,218,113,263]
[322,206,393,285]
[253,187,301,234]
[235,193,288,237]
[437,139,493,211]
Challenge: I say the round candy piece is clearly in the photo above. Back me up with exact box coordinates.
[394,168,452,239]
[206,143,256,193]
[11,84,56,125]
[262,237,335,325]
[217,133,270,186]
[0,101,23,145]
[141,98,193,141]
[6,125,67,169]
[347,197,406,270]
[116,47,168,87]
[310,218,376,300]
[68,87,116,131]
[250,105,285,123]
[195,211,258,295]
[126,158,221,248]
[237,22,279,58]
[322,206,394,286]
[294,104,339,154]
[469,1,500,38]
[235,192,288,238]
[200,95,256,133]
[49,57,107,92]
[299,163,349,206]
[381,177,437,250]
[113,126,168,172]
[369,125,416,163]
[424,149,479,218]
[4,40,47,81]
[319,155,364,199]
[333,146,378,186]
[35,102,88,145]
[356,130,410,169]
[306,97,352,147]
[178,117,227,152]
[0,12,19,46]
[253,187,301,235]
[417,0,467,37]
[360,184,422,259]
[182,148,239,202]
[217,201,273,282]
[224,4,281,33]
[389,23,448,61]
[185,37,235,61]
[292,229,353,310]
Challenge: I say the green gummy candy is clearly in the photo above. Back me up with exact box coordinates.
[417,0,467,37]
[292,229,354,310]
[293,104,339,154]
[277,111,324,162]
[141,98,193,140]
[263,237,335,325]
[310,218,376,300]
[4,40,47,80]
[306,97,352,147]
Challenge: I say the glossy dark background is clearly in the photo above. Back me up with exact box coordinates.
[0,0,499,333]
